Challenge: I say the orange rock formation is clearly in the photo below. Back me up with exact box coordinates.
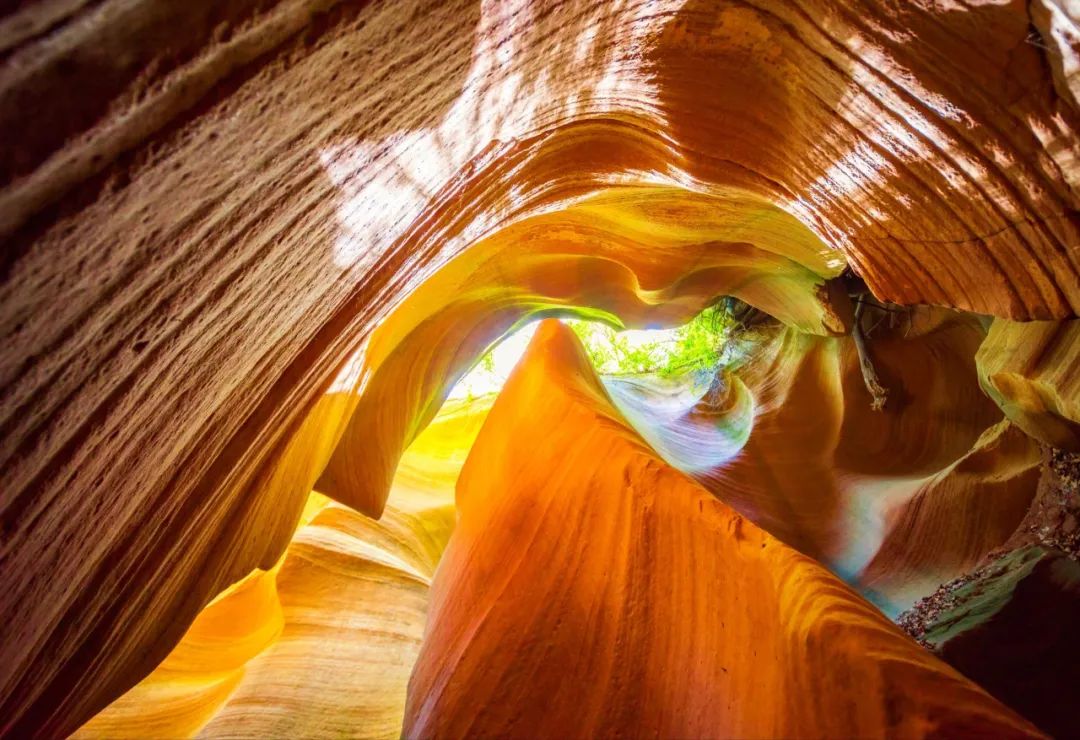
[688,311,1042,613]
[75,396,489,738]
[405,320,1039,738]
[1,0,1079,736]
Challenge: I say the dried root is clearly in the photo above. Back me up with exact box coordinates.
[852,300,888,411]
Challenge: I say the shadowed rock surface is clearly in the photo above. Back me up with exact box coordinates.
[405,320,1039,739]
[899,545,1080,739]
[1,0,1079,736]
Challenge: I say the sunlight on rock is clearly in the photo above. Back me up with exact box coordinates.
[2,0,1079,737]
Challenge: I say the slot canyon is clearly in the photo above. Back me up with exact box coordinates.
[2,0,1080,737]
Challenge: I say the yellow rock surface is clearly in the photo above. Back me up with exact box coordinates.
[978,319,1080,451]
[77,396,490,738]
[317,185,851,520]
[2,0,1078,733]
[405,320,1041,738]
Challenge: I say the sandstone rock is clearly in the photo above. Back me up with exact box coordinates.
[75,394,489,738]
[676,310,1040,615]
[977,318,1080,451]
[1,0,1079,735]
[900,545,1080,739]
[404,320,1040,738]
[856,420,1042,613]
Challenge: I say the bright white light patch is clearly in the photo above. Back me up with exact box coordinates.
[448,319,688,399]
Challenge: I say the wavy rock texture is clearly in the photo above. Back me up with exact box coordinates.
[76,395,489,739]
[78,314,1046,734]
[2,0,1079,735]
[856,420,1042,610]
[602,310,1041,614]
[977,318,1080,451]
[195,499,442,739]
[405,320,1040,738]
[728,313,1042,614]
[900,545,1080,739]
[73,493,332,739]
[317,185,852,519]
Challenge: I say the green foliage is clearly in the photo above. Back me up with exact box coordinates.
[463,304,735,397]
[565,304,731,377]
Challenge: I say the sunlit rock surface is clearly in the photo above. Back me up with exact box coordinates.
[1,0,1079,735]
[73,494,332,740]
[79,311,1050,735]
[317,185,851,520]
[405,320,1039,738]
[977,318,1080,451]
[600,310,1042,615]
[712,312,1043,614]
[76,396,489,739]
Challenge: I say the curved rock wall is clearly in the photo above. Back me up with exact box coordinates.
[978,318,1080,451]
[1,0,1078,735]
[602,311,1043,614]
[77,312,1052,735]
[76,394,488,738]
[404,320,1039,738]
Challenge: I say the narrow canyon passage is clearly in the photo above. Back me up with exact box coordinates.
[2,0,1079,738]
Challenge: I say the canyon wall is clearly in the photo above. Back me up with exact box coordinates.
[2,0,1079,736]
[405,320,1039,738]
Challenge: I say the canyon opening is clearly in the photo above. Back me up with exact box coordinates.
[2,1,1079,738]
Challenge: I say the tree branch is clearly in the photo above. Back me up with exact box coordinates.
[852,301,888,411]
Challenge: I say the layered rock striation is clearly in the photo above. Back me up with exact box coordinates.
[404,320,1040,738]
[75,394,489,739]
[1,0,1079,736]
